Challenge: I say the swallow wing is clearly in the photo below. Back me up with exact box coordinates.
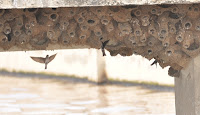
[151,60,157,66]
[49,53,57,63]
[102,40,110,48]
[30,57,45,64]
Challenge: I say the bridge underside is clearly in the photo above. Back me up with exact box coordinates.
[0,4,200,76]
[1,0,200,9]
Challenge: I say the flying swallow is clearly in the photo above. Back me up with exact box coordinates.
[101,40,109,56]
[30,53,57,69]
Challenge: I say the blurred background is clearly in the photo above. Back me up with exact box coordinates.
[0,49,173,85]
[0,49,175,115]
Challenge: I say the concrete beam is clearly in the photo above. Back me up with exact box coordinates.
[1,0,200,9]
[0,45,90,52]
[175,54,200,115]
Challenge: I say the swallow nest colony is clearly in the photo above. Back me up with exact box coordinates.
[0,4,199,76]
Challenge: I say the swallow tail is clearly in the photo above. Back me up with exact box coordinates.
[45,64,47,69]
[101,49,106,56]
[101,40,110,56]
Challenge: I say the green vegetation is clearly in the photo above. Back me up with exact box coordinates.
[108,78,174,87]
[0,68,174,88]
[0,68,88,80]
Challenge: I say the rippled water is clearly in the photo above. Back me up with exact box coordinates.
[0,73,175,115]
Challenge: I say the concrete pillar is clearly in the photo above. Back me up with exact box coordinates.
[87,49,107,83]
[175,54,200,115]
[96,49,107,83]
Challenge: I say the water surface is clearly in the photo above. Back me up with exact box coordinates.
[0,74,175,115]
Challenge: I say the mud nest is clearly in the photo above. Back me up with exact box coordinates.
[0,4,200,75]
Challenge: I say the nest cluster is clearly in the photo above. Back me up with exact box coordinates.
[0,5,199,76]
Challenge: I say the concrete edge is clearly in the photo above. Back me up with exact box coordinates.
[0,0,200,9]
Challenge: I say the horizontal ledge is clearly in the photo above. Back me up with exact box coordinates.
[0,0,200,9]
[0,45,90,52]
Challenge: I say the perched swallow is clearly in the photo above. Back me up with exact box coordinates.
[151,60,158,67]
[30,53,57,69]
[101,40,109,56]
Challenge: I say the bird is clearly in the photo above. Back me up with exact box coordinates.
[101,40,110,56]
[151,60,158,67]
[30,53,57,69]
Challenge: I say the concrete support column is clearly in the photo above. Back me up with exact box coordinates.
[175,54,200,115]
[87,49,107,83]
[96,49,107,83]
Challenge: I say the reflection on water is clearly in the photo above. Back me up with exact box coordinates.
[0,74,175,115]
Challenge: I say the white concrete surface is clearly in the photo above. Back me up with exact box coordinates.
[0,49,173,85]
[0,0,200,9]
